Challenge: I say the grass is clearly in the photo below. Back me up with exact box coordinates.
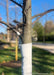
[32,47,54,74]
[0,47,21,75]
[0,47,21,63]
[0,67,21,75]
[0,47,14,63]
[0,47,54,75]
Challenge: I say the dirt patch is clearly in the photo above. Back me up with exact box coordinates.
[0,61,21,68]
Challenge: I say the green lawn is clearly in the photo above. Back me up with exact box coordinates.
[0,47,54,75]
[32,47,54,74]
[0,47,15,63]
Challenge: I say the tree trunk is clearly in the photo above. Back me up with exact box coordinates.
[6,0,10,42]
[7,28,10,42]
[21,0,32,75]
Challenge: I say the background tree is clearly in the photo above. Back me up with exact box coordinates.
[0,0,54,75]
[45,21,54,35]
[33,21,44,40]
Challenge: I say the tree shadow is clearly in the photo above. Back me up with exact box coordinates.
[0,46,21,62]
[0,46,15,60]
[0,46,54,74]
[32,47,54,73]
[0,46,22,75]
[0,66,21,75]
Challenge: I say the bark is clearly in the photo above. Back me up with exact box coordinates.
[21,0,32,75]
[23,0,32,44]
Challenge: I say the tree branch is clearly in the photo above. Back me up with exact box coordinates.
[0,21,15,30]
[0,20,23,42]
[32,16,42,25]
[13,20,25,27]
[13,20,23,25]
[10,0,23,8]
[32,9,54,19]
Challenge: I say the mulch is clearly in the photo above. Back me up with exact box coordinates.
[0,61,21,68]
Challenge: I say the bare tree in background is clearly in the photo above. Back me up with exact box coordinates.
[45,21,54,33]
[6,0,10,42]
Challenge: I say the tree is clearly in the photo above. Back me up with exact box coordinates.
[21,0,32,75]
[45,21,54,34]
[1,0,54,75]
[33,21,44,38]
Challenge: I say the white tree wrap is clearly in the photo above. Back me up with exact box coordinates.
[17,31,20,35]
[21,43,32,75]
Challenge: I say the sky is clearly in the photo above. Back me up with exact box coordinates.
[0,0,54,33]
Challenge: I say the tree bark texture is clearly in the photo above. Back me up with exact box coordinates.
[21,0,32,75]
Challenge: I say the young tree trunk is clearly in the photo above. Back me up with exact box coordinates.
[6,0,10,42]
[21,0,32,75]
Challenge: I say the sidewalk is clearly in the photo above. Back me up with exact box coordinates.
[33,43,54,54]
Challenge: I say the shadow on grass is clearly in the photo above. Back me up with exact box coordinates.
[32,47,54,73]
[0,46,22,75]
[0,47,15,61]
[0,46,54,74]
[0,66,21,75]
[0,46,21,62]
